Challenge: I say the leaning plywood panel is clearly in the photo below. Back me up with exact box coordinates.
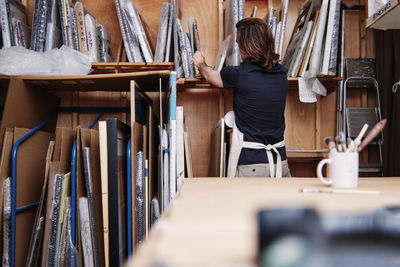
[154,2,169,62]
[176,106,184,188]
[98,121,109,267]
[13,128,55,267]
[208,118,225,177]
[26,141,55,267]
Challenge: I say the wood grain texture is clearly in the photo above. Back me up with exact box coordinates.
[284,89,316,150]
[179,0,219,66]
[245,0,269,19]
[177,89,221,177]
[318,92,337,149]
[287,159,320,177]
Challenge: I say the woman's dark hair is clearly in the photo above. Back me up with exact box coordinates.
[236,18,279,72]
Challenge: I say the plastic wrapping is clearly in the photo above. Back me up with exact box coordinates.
[2,177,11,267]
[184,31,195,77]
[115,0,136,62]
[154,2,169,62]
[308,0,328,77]
[55,173,71,267]
[278,0,289,58]
[126,0,153,62]
[187,16,195,53]
[97,24,113,62]
[150,198,160,226]
[26,217,44,267]
[82,147,100,267]
[214,35,231,71]
[0,45,92,75]
[121,6,143,62]
[85,13,98,62]
[79,197,94,267]
[164,2,173,62]
[46,174,63,267]
[44,0,62,51]
[328,0,341,75]
[176,19,194,78]
[225,0,243,66]
[187,16,201,54]
[136,151,144,244]
[65,1,74,48]
[69,5,79,51]
[36,0,49,51]
[172,0,181,77]
[63,199,79,266]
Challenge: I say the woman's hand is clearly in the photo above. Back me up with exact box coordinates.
[192,51,206,68]
[191,51,223,88]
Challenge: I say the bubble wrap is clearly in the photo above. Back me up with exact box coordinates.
[136,151,144,244]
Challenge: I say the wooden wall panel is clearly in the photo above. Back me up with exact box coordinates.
[288,160,320,177]
[317,92,337,149]
[55,91,128,129]
[284,90,316,150]
[177,89,221,177]
[131,0,166,54]
[179,0,219,66]
[80,0,122,60]
[282,0,304,58]
[78,91,129,127]
[245,0,269,19]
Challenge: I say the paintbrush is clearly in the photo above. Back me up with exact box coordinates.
[324,136,337,152]
[358,118,387,152]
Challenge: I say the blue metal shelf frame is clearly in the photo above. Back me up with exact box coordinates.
[10,106,129,267]
[11,113,58,267]
[127,139,133,256]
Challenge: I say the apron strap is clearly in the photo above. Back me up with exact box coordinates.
[226,112,285,178]
[242,140,285,178]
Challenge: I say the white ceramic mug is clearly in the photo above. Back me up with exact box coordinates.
[317,152,359,188]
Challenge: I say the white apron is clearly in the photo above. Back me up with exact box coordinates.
[227,119,285,178]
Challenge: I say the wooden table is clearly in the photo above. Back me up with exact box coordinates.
[128,178,400,267]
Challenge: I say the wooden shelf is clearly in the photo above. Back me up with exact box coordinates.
[177,78,215,90]
[366,0,400,29]
[177,77,343,93]
[287,149,329,159]
[91,62,174,74]
[1,63,173,91]
[21,71,171,92]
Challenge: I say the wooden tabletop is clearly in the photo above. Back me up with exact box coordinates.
[128,177,400,267]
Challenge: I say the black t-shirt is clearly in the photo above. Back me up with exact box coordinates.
[220,61,288,164]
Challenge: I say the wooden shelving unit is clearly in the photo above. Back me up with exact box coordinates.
[91,62,174,74]
[366,0,400,29]
[21,71,170,92]
[14,0,353,178]
[286,150,329,159]
[177,77,343,93]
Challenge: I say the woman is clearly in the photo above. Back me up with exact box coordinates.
[192,17,291,178]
